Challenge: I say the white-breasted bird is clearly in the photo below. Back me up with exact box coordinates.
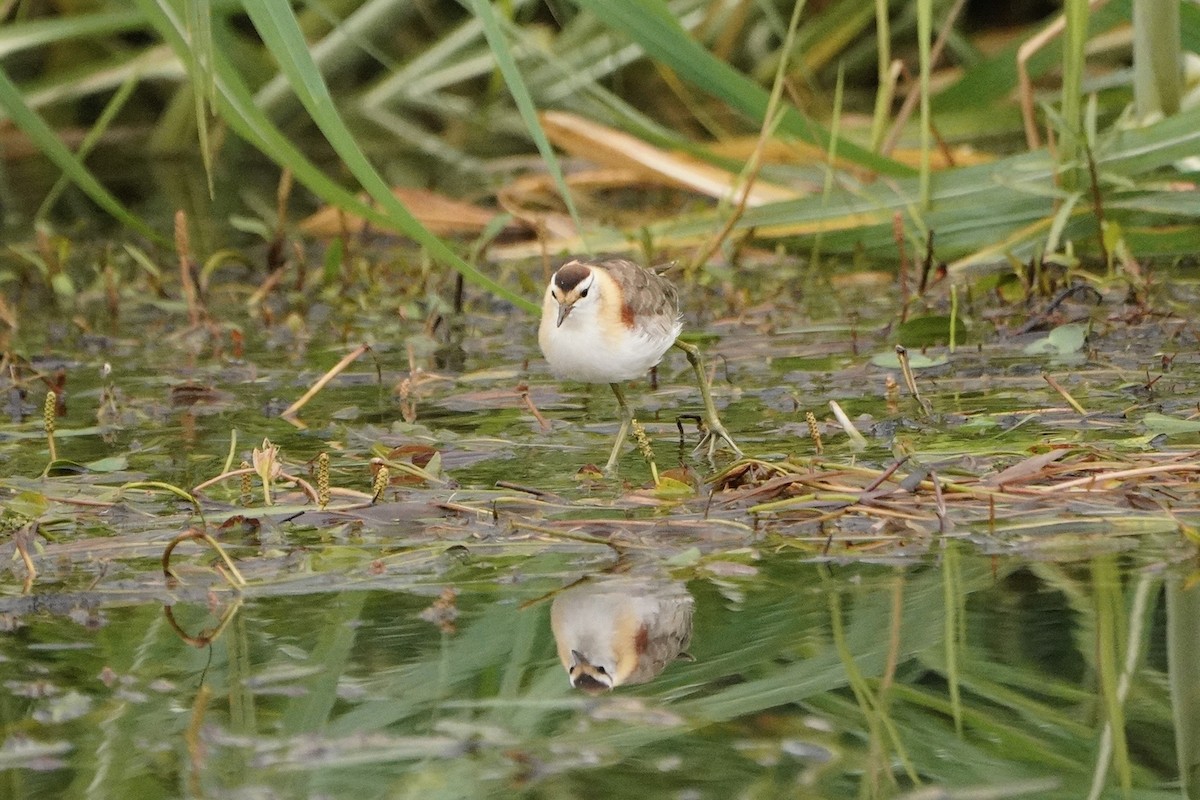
[538,257,741,472]
[550,574,694,692]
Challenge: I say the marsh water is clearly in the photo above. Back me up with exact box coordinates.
[2,158,1200,799]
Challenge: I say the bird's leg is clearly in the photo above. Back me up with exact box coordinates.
[604,382,634,474]
[673,340,742,459]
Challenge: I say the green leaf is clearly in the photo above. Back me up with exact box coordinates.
[467,0,582,235]
[1142,412,1200,436]
[570,0,909,177]
[1023,322,1087,355]
[84,456,130,473]
[870,350,947,369]
[653,475,695,499]
[134,0,538,315]
[0,9,144,59]
[5,491,49,521]
[0,63,161,244]
[896,315,967,348]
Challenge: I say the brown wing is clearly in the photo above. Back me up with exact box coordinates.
[592,258,680,325]
[624,592,695,686]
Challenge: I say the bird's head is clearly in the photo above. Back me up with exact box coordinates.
[547,260,599,327]
[567,649,616,693]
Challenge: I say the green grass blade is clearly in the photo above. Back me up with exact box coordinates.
[570,0,911,177]
[0,9,145,58]
[1133,0,1182,117]
[185,0,216,197]
[466,0,584,237]
[916,0,932,209]
[943,540,964,736]
[1089,555,1132,797]
[241,2,537,313]
[1059,0,1088,190]
[35,69,140,225]
[1,46,182,117]
[0,63,162,244]
[280,592,366,734]
[1167,576,1200,798]
[134,0,537,313]
[868,0,893,152]
[932,0,1131,115]
[134,1,388,215]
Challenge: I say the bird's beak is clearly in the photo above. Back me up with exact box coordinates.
[570,649,586,667]
[556,301,573,327]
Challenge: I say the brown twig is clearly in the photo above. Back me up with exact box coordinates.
[1037,462,1200,493]
[519,383,551,432]
[894,345,933,417]
[892,212,910,321]
[175,210,204,326]
[281,343,373,420]
[1042,372,1088,416]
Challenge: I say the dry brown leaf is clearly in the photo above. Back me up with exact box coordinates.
[540,110,802,206]
[986,448,1072,487]
[710,135,993,170]
[299,187,526,238]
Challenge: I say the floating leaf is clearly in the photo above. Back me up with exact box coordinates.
[83,456,129,473]
[5,491,49,521]
[653,476,696,499]
[870,350,947,369]
[1141,412,1200,436]
[1023,322,1088,355]
[45,460,88,477]
[895,315,967,347]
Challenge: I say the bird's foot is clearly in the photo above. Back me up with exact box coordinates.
[673,339,743,464]
[694,417,743,461]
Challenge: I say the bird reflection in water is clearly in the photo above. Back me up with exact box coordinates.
[550,573,695,692]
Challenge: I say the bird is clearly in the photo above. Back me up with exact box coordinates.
[538,257,742,472]
[550,574,694,692]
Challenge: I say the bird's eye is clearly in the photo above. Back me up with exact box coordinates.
[595,665,607,674]
[579,287,589,298]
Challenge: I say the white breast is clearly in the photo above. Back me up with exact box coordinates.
[538,286,681,383]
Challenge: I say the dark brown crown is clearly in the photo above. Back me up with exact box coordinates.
[571,671,612,693]
[553,261,592,293]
